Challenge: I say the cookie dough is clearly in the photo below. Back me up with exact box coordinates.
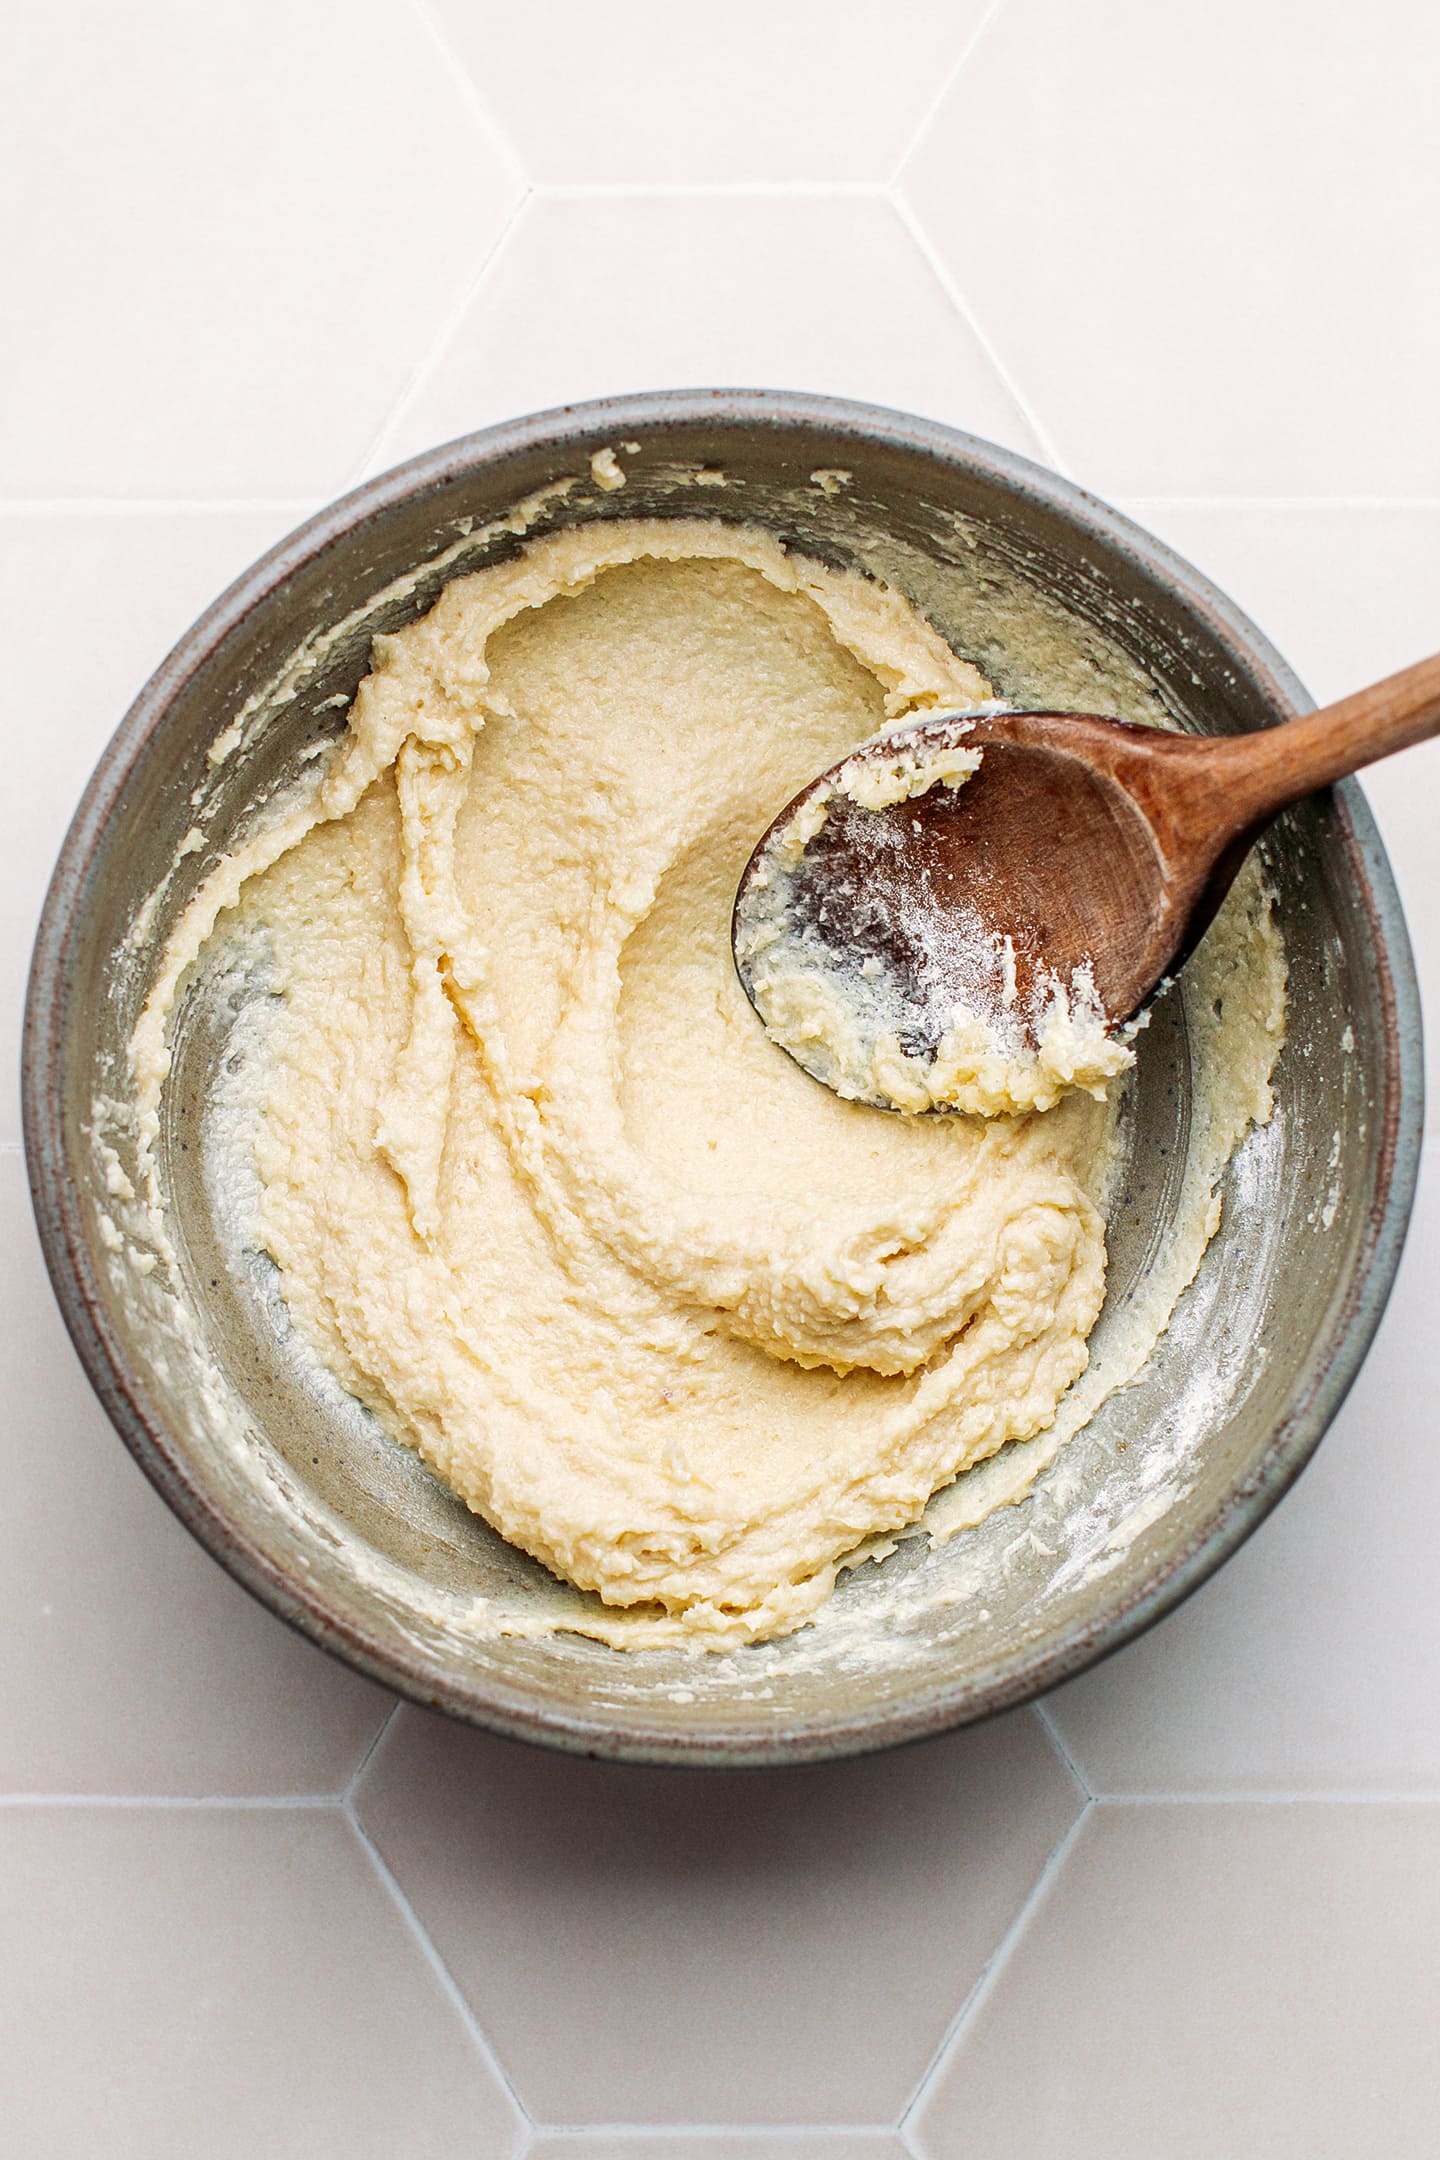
[131,515,1280,1648]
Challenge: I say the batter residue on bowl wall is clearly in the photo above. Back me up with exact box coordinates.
[130,514,1285,1650]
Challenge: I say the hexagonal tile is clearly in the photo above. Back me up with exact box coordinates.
[430,0,992,184]
[353,1706,1082,2125]
[1,2,522,496]
[910,1802,1440,2158]
[1043,1140,1440,1796]
[0,1803,523,2158]
[0,1154,394,1793]
[368,192,1042,474]
[1,507,307,1140]
[901,1,1440,495]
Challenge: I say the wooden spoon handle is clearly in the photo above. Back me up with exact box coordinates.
[1215,649,1440,830]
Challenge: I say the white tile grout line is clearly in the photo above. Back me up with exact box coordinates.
[6,1784,1440,1811]
[0,1707,405,1813]
[350,0,536,494]
[1034,1700,1093,1803]
[0,498,324,517]
[0,1750,531,2145]
[1092,1789,1440,1805]
[521,2128,902,2144]
[1117,496,1440,513]
[531,179,890,199]
[349,181,534,487]
[899,1798,1093,2136]
[882,0,1074,485]
[0,1792,343,1808]
[890,0,1014,189]
[335,1677,531,2136]
[342,1792,533,2137]
[895,1778,1440,2136]
[408,0,530,196]
[12,1705,545,2148]
[887,190,1072,477]
[342,1699,404,1804]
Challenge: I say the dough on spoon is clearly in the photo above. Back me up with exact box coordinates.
[734,719,1135,1118]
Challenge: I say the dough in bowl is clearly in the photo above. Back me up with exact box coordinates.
[132,514,1284,1648]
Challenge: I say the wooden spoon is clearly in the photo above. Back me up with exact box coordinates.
[732,651,1440,1105]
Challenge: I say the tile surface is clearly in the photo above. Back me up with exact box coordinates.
[431,0,991,184]
[903,0,1440,496]
[911,1802,1440,2159]
[355,1707,1081,2124]
[0,507,309,1138]
[369,192,1041,474]
[0,1804,522,2159]
[1,1,521,496]
[526,2141,906,2159]
[5,3,1439,2150]
[1047,1142,1440,1794]
[0,1155,391,1795]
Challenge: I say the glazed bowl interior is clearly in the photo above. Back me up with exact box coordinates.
[25,393,1421,1764]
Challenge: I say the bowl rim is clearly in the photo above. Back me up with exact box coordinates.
[22,387,1425,1766]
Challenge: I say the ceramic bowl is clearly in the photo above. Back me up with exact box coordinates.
[23,391,1423,1763]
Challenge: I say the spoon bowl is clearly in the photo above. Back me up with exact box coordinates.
[734,653,1440,1110]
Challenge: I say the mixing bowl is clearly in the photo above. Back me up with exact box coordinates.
[23,391,1422,1765]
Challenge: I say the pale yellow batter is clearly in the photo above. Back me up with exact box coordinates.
[131,514,1282,1649]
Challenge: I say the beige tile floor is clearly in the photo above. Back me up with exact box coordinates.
[3,5,1439,2153]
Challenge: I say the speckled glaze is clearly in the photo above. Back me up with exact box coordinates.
[21,392,1424,1765]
